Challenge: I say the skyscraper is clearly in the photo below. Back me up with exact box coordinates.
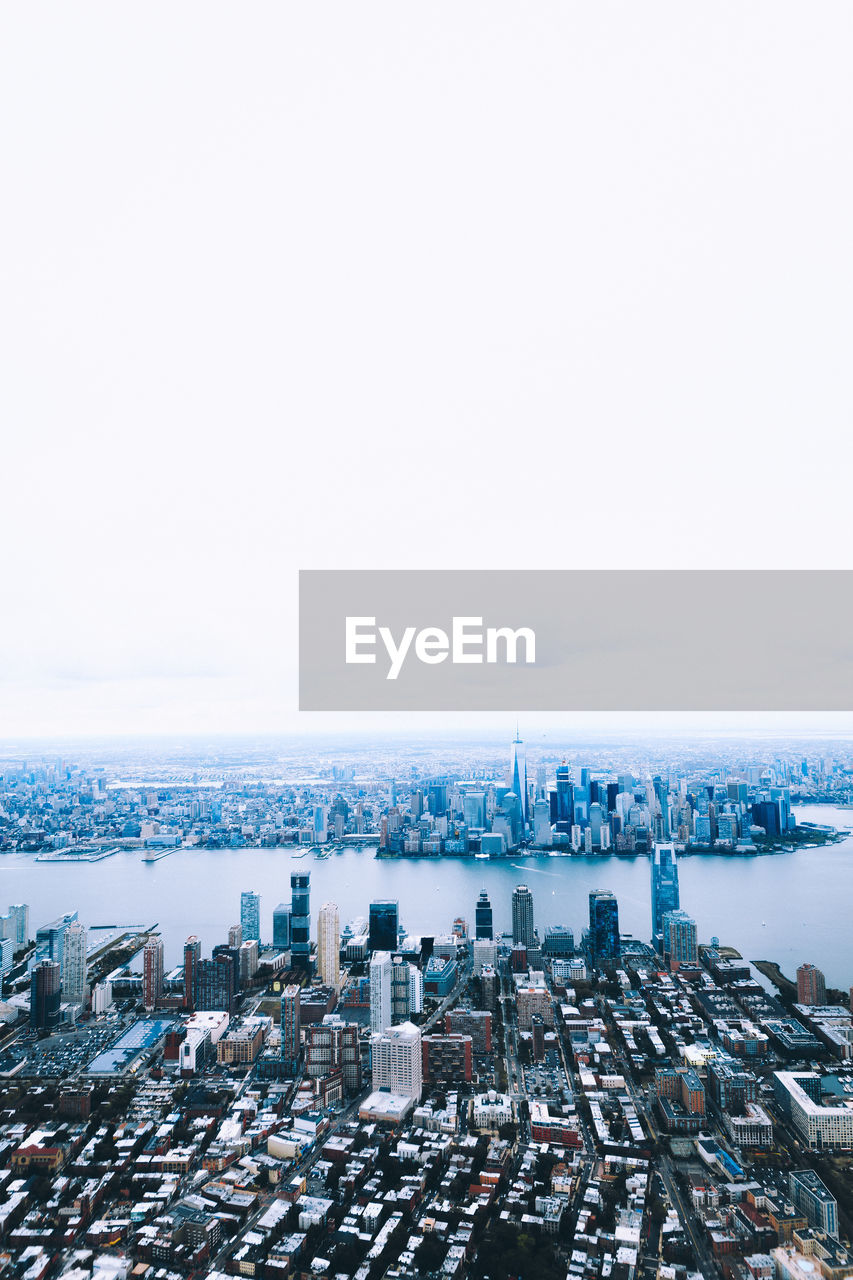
[370,1021,423,1099]
[369,900,399,952]
[280,984,302,1073]
[511,884,535,948]
[240,891,261,944]
[291,873,311,970]
[510,729,528,827]
[30,959,61,1030]
[797,963,827,1006]
[143,936,165,1010]
[195,952,236,1014]
[650,843,680,942]
[370,950,393,1034]
[183,936,201,1010]
[228,924,243,950]
[475,890,493,940]
[62,922,87,1005]
[35,911,79,973]
[588,891,620,966]
[317,902,341,989]
[273,903,292,950]
[662,910,698,970]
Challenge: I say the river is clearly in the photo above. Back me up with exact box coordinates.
[1,804,850,987]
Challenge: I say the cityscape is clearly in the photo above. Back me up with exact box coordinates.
[0,736,852,1280]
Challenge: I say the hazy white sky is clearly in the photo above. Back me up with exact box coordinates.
[1,4,852,738]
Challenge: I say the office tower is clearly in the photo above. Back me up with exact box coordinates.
[463,792,486,829]
[475,890,493,940]
[370,1021,422,1098]
[183,936,201,1010]
[650,843,680,941]
[273,903,292,950]
[662,910,698,970]
[555,762,574,830]
[588,891,620,966]
[290,873,311,970]
[239,939,259,986]
[240,891,261,944]
[317,902,341,989]
[797,963,827,1006]
[0,938,13,980]
[30,959,61,1030]
[511,884,535,948]
[228,924,242,950]
[788,1170,838,1239]
[427,782,448,816]
[0,904,28,948]
[369,900,399,953]
[370,950,393,1034]
[62,922,88,1005]
[313,804,328,843]
[195,953,236,1014]
[533,799,552,847]
[280,984,302,1074]
[391,954,412,1024]
[35,911,79,973]
[142,936,165,1010]
[510,729,528,826]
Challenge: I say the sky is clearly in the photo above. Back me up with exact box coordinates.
[1,4,852,739]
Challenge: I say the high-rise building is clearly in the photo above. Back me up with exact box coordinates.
[273,903,292,950]
[228,924,242,950]
[195,953,236,1014]
[183,936,201,1010]
[391,954,412,1024]
[61,922,88,1006]
[142,936,165,1010]
[370,950,393,1034]
[0,904,29,948]
[240,891,261,944]
[555,763,574,830]
[510,730,528,827]
[280,984,302,1073]
[370,1021,422,1099]
[512,884,535,948]
[30,959,61,1030]
[788,1169,838,1238]
[239,939,259,986]
[317,902,341,989]
[588,891,620,966]
[290,873,311,970]
[304,1016,361,1093]
[35,911,78,974]
[797,963,827,1006]
[369,900,398,953]
[463,792,486,829]
[662,910,698,970]
[650,843,680,942]
[475,890,493,940]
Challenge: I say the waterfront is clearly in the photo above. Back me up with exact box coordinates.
[1,805,850,985]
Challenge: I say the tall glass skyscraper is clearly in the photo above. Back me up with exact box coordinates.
[240,891,261,944]
[290,873,311,970]
[511,884,535,948]
[650,843,680,942]
[273,903,292,950]
[369,900,399,953]
[510,730,528,827]
[475,890,493,940]
[588,890,620,966]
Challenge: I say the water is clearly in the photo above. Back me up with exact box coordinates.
[1,805,851,987]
